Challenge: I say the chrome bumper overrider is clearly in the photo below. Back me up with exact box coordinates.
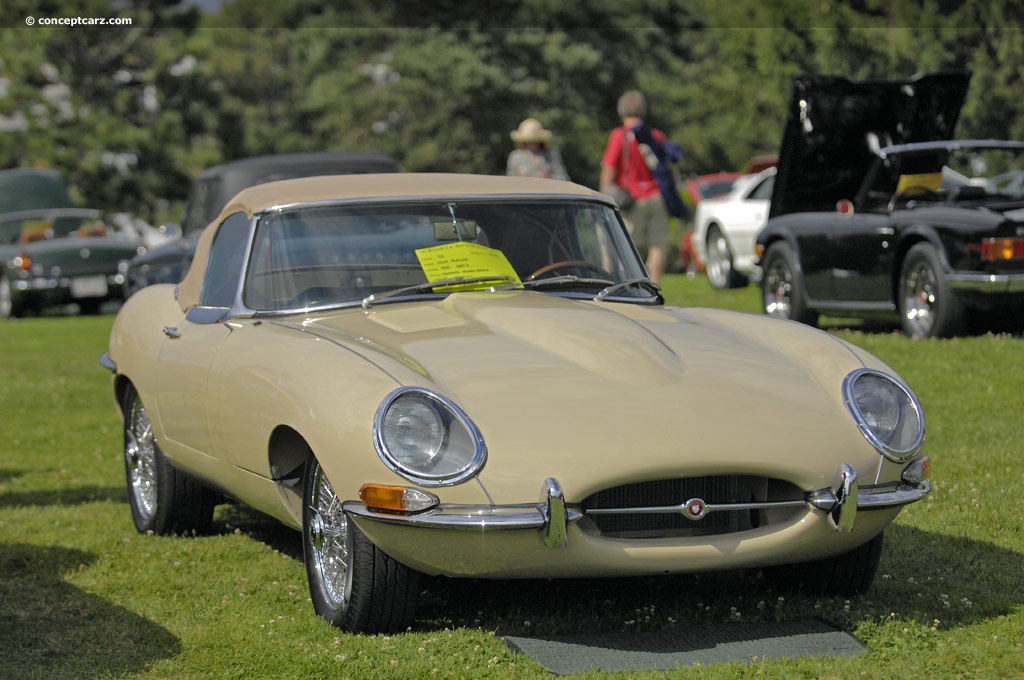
[343,464,931,549]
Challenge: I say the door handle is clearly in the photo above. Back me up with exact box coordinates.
[163,326,181,339]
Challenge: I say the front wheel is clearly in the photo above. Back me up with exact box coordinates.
[122,384,217,535]
[898,243,966,338]
[760,241,818,326]
[762,532,884,597]
[302,453,422,633]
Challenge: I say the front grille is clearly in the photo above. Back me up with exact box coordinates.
[583,475,803,539]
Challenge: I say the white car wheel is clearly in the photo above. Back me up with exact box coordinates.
[705,227,748,289]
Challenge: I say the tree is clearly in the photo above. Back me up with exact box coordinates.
[2,0,1023,222]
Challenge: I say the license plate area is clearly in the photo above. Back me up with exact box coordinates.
[71,275,108,298]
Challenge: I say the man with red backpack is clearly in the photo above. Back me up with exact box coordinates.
[599,90,684,285]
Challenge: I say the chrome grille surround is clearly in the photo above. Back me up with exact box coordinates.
[583,475,805,539]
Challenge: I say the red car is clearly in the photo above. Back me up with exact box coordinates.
[684,172,742,207]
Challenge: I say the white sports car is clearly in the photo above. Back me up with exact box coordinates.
[694,167,775,289]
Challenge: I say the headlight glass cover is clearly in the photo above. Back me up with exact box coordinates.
[373,387,486,486]
[843,368,925,461]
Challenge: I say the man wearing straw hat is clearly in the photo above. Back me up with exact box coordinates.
[506,118,570,180]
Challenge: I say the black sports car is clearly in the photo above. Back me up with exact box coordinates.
[756,71,1024,338]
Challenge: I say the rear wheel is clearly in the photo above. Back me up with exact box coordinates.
[122,384,216,535]
[302,453,422,632]
[898,243,966,338]
[762,532,884,596]
[760,241,818,326]
[705,226,748,289]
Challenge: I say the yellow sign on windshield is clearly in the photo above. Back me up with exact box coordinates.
[896,173,943,192]
[416,241,522,290]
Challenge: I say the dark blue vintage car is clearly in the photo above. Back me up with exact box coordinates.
[123,151,399,296]
[756,71,1024,338]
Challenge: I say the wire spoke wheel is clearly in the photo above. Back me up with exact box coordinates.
[307,463,352,610]
[302,454,423,632]
[121,385,216,535]
[902,259,937,337]
[760,242,817,326]
[763,256,792,318]
[125,391,159,524]
[898,243,965,338]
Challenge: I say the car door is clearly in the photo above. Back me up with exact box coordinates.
[727,174,774,263]
[155,212,250,458]
[828,212,896,304]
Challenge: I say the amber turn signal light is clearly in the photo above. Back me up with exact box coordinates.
[359,483,438,513]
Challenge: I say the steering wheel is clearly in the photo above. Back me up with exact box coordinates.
[526,260,613,281]
[888,185,941,211]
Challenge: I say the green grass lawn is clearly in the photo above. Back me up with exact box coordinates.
[2,276,1022,679]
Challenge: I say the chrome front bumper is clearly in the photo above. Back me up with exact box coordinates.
[343,463,931,549]
[947,271,1024,293]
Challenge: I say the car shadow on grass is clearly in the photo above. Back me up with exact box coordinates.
[0,483,125,509]
[215,501,304,559]
[0,543,180,680]
[414,523,1023,637]
[206,503,1022,638]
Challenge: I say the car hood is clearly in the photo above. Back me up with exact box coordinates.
[293,292,881,498]
[771,71,970,218]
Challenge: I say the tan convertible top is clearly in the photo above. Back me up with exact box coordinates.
[177,173,612,312]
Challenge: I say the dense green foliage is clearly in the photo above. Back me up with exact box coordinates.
[1,1,1023,223]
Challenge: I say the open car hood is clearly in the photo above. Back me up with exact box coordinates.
[770,71,970,218]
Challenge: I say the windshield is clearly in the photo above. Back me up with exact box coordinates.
[242,198,650,312]
[861,144,1024,210]
[943,146,1024,198]
[0,209,109,245]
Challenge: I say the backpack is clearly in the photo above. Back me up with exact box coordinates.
[631,123,688,219]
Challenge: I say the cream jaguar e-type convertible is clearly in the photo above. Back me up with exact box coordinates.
[101,174,930,633]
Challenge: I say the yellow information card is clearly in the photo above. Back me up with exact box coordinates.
[415,241,522,290]
[896,173,943,192]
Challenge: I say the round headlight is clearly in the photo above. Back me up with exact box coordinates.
[373,387,486,486]
[843,369,925,461]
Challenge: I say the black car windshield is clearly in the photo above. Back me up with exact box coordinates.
[861,143,1024,210]
[243,198,651,312]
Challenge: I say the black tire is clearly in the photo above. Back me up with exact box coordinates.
[898,242,966,338]
[760,241,818,326]
[705,226,749,290]
[302,453,422,633]
[78,299,103,315]
[122,384,216,535]
[762,532,884,597]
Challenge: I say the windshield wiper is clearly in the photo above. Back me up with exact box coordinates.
[593,278,661,301]
[362,275,516,309]
[492,275,615,291]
